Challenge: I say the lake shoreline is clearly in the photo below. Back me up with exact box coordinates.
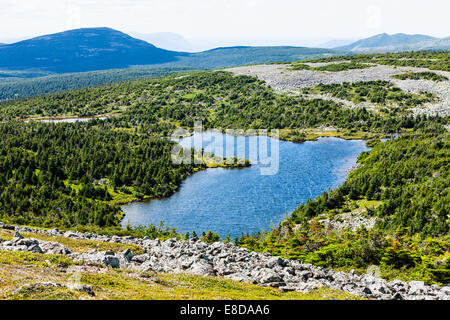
[120,134,370,238]
[116,133,367,208]
[22,113,119,122]
[115,161,252,207]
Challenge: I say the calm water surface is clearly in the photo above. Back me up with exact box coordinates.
[25,116,110,123]
[121,132,369,238]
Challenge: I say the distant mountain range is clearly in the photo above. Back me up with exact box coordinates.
[128,32,195,52]
[0,28,449,77]
[318,39,356,49]
[0,28,182,73]
[336,33,450,52]
[165,46,341,70]
[0,28,339,74]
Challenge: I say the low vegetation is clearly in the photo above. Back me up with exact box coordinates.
[1,71,445,133]
[290,62,374,72]
[303,51,450,72]
[392,71,449,82]
[302,80,436,109]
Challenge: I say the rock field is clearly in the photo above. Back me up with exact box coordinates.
[1,223,449,300]
[225,63,450,117]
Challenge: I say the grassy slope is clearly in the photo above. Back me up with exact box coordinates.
[0,67,197,101]
[0,229,360,300]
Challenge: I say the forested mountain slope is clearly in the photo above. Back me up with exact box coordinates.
[0,28,180,73]
[336,33,449,52]
[0,67,196,101]
[0,28,341,75]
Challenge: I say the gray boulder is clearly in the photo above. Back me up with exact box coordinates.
[28,244,44,254]
[131,254,149,264]
[188,257,215,276]
[252,268,283,284]
[63,231,81,239]
[13,231,24,239]
[74,251,120,268]
[122,249,133,260]
[40,241,72,255]
[0,223,15,230]
[408,281,428,295]
[266,257,285,268]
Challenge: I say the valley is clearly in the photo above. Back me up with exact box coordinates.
[121,133,369,239]
[0,49,448,300]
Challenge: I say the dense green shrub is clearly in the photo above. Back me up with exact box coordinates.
[393,71,448,82]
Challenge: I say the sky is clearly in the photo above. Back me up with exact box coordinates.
[1,0,449,50]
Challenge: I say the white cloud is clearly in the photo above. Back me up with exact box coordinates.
[65,2,82,30]
[366,5,382,30]
[0,0,449,44]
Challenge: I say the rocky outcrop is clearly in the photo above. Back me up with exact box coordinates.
[1,223,449,300]
[71,250,121,269]
[320,212,377,232]
[0,236,72,255]
[226,64,450,117]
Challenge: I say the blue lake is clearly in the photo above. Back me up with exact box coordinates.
[121,132,370,239]
[25,116,109,123]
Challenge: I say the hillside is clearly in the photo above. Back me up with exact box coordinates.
[240,132,450,285]
[1,223,448,300]
[0,226,359,300]
[0,67,196,101]
[0,28,342,76]
[0,51,448,299]
[337,33,449,53]
[426,37,450,50]
[160,46,342,69]
[1,29,449,82]
[0,51,448,231]
[0,28,181,73]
